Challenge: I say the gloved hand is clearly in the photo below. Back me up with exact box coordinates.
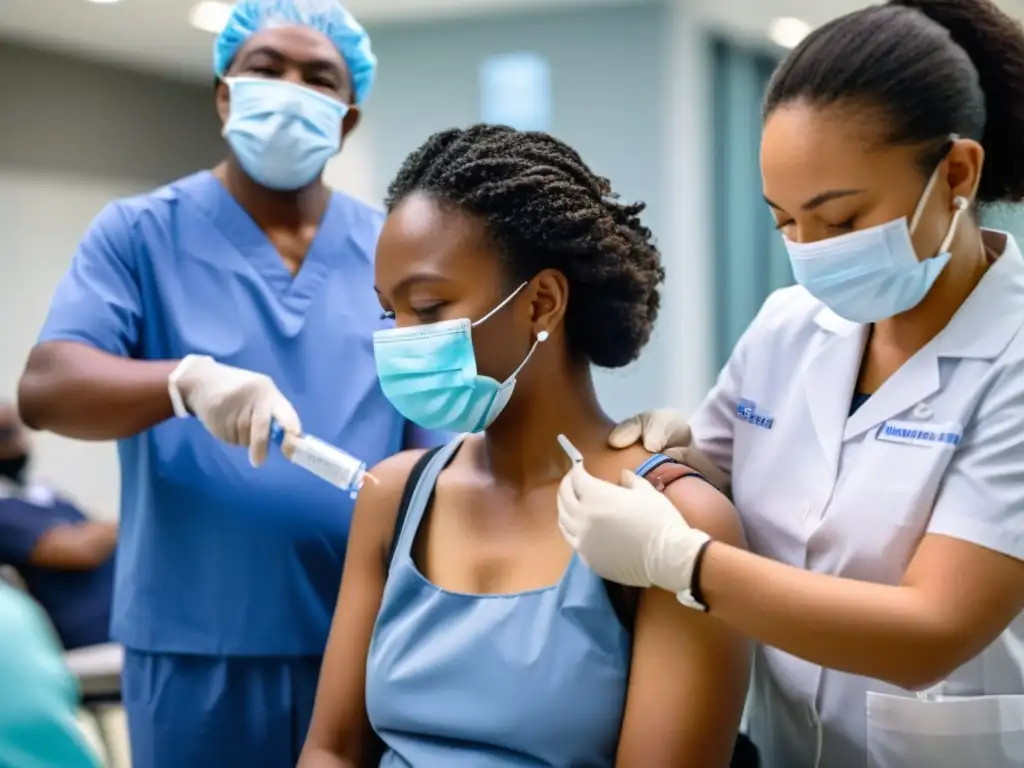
[172,355,301,468]
[557,463,710,605]
[609,409,731,494]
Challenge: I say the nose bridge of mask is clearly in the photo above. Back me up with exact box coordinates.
[224,77,349,125]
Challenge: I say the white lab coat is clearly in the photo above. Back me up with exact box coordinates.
[690,230,1024,768]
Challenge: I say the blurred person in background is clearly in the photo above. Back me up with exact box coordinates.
[17,1,441,766]
[0,402,116,652]
[561,1,1024,767]
[0,580,101,768]
[298,125,750,768]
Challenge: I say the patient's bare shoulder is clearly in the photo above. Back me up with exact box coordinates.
[658,462,748,550]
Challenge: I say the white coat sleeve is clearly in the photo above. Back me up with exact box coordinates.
[927,355,1024,561]
[689,289,789,476]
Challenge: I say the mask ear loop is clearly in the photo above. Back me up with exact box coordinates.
[939,195,971,253]
[505,329,549,383]
[471,282,530,328]
[909,133,962,235]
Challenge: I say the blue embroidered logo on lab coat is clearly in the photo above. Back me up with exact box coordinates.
[736,399,774,430]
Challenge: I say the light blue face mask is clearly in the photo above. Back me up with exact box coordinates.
[784,161,971,324]
[373,283,549,434]
[222,77,348,191]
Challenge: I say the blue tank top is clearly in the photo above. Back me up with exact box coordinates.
[366,437,639,767]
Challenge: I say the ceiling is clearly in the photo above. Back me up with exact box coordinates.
[2,0,1024,83]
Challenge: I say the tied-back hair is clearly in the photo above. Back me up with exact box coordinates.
[764,0,1024,204]
[385,124,665,369]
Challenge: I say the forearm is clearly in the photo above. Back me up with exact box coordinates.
[297,748,359,768]
[699,542,947,688]
[74,522,119,568]
[19,342,178,440]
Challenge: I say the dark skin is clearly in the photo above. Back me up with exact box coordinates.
[18,26,358,439]
[692,101,1024,689]
[298,194,750,768]
[213,25,361,275]
[0,404,117,570]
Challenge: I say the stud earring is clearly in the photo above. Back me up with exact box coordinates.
[537,330,549,342]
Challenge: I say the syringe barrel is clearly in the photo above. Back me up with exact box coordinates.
[270,420,369,494]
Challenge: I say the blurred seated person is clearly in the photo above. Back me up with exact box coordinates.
[0,580,102,767]
[0,402,116,651]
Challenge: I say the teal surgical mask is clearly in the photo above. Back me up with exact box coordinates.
[373,283,548,434]
[222,77,347,191]
[785,150,971,324]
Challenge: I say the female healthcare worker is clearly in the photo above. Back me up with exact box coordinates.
[558,1,1024,767]
[16,2,438,767]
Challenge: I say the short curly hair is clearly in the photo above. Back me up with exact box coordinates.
[384,124,665,369]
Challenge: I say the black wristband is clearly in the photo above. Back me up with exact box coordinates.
[689,539,713,612]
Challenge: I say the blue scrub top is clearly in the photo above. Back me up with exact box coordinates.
[0,491,114,650]
[38,171,424,656]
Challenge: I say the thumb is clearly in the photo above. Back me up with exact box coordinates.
[570,461,616,500]
[620,469,660,497]
[640,410,693,453]
[608,415,643,449]
[619,468,641,488]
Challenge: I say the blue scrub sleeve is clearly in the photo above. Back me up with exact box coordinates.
[0,499,57,567]
[0,583,101,768]
[927,356,1024,561]
[38,202,142,357]
[402,420,449,450]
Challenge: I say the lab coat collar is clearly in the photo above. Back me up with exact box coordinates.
[931,230,1024,361]
[813,230,1024,356]
[807,230,1024,445]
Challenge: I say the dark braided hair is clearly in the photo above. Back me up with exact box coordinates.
[764,0,1024,204]
[384,124,664,369]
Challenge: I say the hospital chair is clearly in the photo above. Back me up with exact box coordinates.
[1,565,124,766]
[65,642,124,765]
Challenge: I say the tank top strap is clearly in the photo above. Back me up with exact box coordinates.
[392,435,466,561]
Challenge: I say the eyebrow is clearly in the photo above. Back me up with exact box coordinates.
[240,46,345,77]
[373,271,448,296]
[763,188,866,212]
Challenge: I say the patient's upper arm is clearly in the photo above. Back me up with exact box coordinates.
[299,449,426,767]
[615,475,750,767]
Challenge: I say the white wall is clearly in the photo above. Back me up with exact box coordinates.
[661,0,715,414]
[323,121,379,206]
[0,172,149,518]
[0,42,225,519]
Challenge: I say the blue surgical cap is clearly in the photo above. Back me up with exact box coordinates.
[214,0,377,104]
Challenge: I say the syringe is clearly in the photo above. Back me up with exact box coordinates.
[270,419,377,498]
[557,433,584,466]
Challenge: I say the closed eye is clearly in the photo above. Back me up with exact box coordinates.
[413,304,446,322]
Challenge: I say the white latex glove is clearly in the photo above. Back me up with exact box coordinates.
[557,463,710,605]
[172,355,301,468]
[608,409,731,495]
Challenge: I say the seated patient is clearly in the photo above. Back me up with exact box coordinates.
[299,125,750,767]
[0,403,116,651]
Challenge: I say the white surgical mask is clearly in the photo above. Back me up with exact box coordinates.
[784,149,971,324]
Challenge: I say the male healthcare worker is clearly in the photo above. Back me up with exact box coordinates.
[17,2,437,765]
